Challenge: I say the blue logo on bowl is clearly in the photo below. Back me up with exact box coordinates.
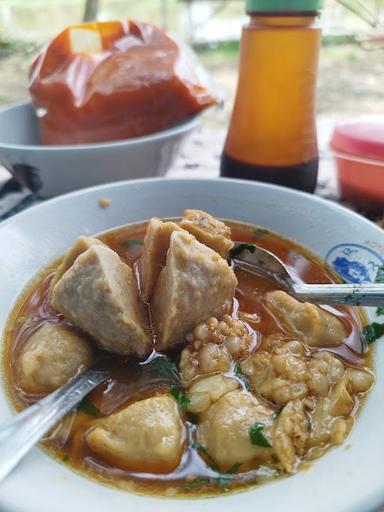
[326,244,383,284]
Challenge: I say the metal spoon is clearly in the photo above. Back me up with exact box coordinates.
[0,365,108,484]
[0,352,274,489]
[231,243,384,307]
[0,353,177,485]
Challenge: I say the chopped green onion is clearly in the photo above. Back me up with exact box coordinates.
[170,385,190,413]
[234,363,250,391]
[249,422,272,448]
[229,243,256,260]
[120,239,143,248]
[192,441,220,472]
[252,228,269,238]
[183,477,209,489]
[77,396,100,417]
[375,265,384,283]
[363,322,384,344]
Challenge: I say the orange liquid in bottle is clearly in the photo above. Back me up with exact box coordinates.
[221,14,321,192]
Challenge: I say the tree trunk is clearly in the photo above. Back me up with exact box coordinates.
[83,0,100,22]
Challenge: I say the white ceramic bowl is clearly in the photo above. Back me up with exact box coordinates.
[1,178,384,512]
[0,102,197,198]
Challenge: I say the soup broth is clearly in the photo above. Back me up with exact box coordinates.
[2,219,373,497]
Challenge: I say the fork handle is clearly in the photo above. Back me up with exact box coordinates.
[0,367,107,485]
[293,283,384,307]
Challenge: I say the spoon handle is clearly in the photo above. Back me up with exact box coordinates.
[0,367,108,485]
[293,283,384,307]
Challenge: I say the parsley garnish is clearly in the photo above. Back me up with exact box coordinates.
[192,441,220,472]
[149,357,181,386]
[229,243,256,260]
[216,462,241,487]
[191,441,241,487]
[363,322,384,344]
[375,265,384,283]
[234,363,250,390]
[271,410,281,421]
[374,266,384,316]
[253,228,269,238]
[226,462,241,474]
[249,422,272,448]
[77,396,100,417]
[307,416,312,432]
[170,385,190,412]
[62,454,69,463]
[120,239,143,249]
[183,477,209,489]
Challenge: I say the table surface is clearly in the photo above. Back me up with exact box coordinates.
[0,116,380,224]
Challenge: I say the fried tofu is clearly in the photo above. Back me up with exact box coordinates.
[86,395,185,473]
[180,209,233,258]
[140,211,234,300]
[51,245,151,356]
[265,290,346,347]
[140,218,183,301]
[51,236,105,288]
[152,231,237,350]
[18,323,93,394]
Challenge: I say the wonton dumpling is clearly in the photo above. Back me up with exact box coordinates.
[240,335,346,405]
[152,231,237,350]
[186,374,239,413]
[266,290,346,347]
[273,399,309,473]
[140,218,182,301]
[197,390,273,470]
[309,378,354,447]
[19,323,93,394]
[180,209,234,258]
[51,236,104,288]
[86,395,185,473]
[51,245,151,356]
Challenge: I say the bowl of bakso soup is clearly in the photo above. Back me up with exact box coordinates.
[0,178,383,512]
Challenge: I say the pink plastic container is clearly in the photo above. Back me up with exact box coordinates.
[330,116,384,213]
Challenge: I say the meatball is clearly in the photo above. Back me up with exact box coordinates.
[52,245,151,356]
[197,390,273,470]
[180,209,234,258]
[86,395,185,473]
[18,323,93,394]
[152,231,237,350]
[265,290,346,347]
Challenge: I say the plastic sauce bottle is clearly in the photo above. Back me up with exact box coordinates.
[221,0,323,192]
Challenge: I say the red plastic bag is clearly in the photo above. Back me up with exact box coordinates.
[29,21,216,145]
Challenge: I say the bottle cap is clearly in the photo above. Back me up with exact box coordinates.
[246,0,323,13]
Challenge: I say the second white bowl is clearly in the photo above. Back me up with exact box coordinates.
[0,101,198,198]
